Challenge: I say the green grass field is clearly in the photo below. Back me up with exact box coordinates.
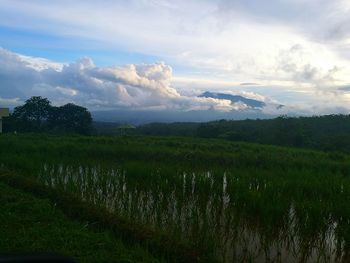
[1,134,350,262]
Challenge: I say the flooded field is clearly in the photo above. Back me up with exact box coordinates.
[2,135,350,262]
[38,163,350,262]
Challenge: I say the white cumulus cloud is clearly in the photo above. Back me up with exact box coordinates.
[0,48,244,112]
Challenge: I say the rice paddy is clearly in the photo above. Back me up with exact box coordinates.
[0,181,163,263]
[1,134,350,262]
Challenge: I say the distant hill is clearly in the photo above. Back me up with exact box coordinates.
[92,109,274,125]
[198,91,266,108]
[91,92,284,125]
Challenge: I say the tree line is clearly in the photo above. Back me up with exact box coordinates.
[138,115,350,153]
[5,97,350,154]
[3,96,92,135]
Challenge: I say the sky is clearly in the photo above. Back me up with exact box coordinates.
[0,0,350,116]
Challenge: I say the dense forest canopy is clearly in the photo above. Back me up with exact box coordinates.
[137,115,350,153]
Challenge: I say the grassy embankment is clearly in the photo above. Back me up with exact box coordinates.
[0,181,162,263]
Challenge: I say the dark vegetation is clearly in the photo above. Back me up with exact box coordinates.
[3,96,92,135]
[93,122,137,136]
[138,114,350,153]
[1,134,350,262]
[3,97,350,261]
[0,180,162,263]
[5,96,350,155]
[93,121,124,135]
[0,170,200,263]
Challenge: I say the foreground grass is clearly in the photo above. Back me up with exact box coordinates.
[0,181,162,263]
[2,134,350,262]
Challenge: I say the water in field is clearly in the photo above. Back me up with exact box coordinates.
[38,164,350,263]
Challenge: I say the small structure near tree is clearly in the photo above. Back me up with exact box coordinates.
[0,108,9,133]
[117,124,136,135]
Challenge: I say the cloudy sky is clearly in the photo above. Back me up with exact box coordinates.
[0,0,350,115]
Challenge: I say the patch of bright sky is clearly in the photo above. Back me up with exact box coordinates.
[1,0,350,112]
[0,26,160,66]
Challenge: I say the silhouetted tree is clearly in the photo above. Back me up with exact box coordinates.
[9,97,92,135]
[12,96,51,132]
[48,103,92,135]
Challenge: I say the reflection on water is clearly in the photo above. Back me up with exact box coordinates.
[39,164,349,262]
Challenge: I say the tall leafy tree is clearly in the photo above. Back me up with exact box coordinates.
[49,103,92,135]
[10,96,92,135]
[12,96,51,132]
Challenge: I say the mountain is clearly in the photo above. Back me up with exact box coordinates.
[198,91,266,108]
[91,92,284,125]
[92,108,275,125]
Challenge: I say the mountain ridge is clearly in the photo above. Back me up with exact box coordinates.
[198,91,266,108]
